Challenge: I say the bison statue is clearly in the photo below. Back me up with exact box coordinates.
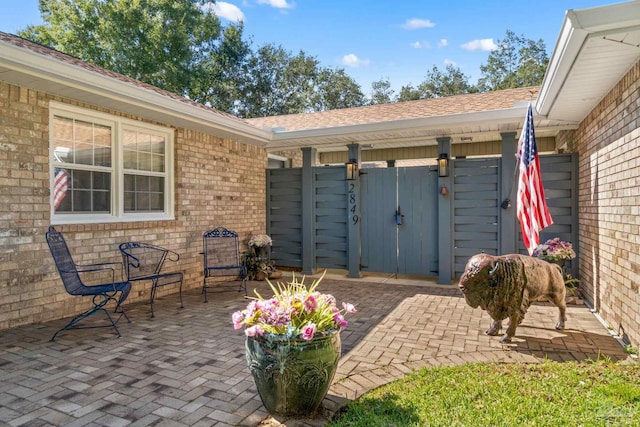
[458,253,566,343]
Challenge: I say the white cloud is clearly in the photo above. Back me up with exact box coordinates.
[443,58,457,66]
[203,1,245,21]
[341,54,371,68]
[401,18,436,30]
[410,41,431,49]
[257,0,294,9]
[438,38,448,47]
[461,38,498,51]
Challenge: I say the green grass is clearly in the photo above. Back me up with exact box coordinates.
[327,360,640,427]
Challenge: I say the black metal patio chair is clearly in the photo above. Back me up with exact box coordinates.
[202,227,248,302]
[119,242,184,318]
[45,226,131,341]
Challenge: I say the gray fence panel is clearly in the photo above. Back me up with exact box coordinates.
[314,166,348,269]
[518,153,579,276]
[397,167,439,276]
[453,158,500,276]
[267,168,303,268]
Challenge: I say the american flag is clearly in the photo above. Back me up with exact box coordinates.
[516,104,553,255]
[53,168,69,210]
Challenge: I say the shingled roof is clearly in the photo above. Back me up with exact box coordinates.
[246,87,539,132]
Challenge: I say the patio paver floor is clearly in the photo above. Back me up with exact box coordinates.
[0,272,630,426]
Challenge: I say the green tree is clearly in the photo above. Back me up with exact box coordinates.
[477,30,548,91]
[21,0,230,99]
[397,84,421,102]
[418,65,475,98]
[191,22,251,112]
[237,44,364,117]
[369,78,395,105]
[314,68,365,111]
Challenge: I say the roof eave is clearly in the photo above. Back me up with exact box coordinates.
[0,39,272,145]
[536,2,640,118]
[266,106,532,150]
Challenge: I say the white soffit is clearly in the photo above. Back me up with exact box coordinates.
[537,1,640,122]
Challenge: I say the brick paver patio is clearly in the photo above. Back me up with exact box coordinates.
[0,273,630,426]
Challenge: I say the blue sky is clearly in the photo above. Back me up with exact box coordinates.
[0,0,624,95]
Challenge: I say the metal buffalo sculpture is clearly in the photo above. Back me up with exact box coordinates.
[458,253,566,343]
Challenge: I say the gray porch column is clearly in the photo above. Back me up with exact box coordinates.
[500,132,518,255]
[437,137,453,284]
[346,144,362,278]
[301,147,317,275]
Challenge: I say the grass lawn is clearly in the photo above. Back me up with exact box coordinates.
[327,359,640,426]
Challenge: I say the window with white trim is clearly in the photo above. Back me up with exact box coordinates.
[50,102,175,224]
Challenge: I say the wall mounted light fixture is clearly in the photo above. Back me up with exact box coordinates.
[437,153,449,177]
[346,159,358,181]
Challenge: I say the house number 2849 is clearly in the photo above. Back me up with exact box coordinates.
[349,183,358,225]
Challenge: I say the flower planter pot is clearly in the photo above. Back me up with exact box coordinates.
[253,245,270,260]
[255,271,267,281]
[245,331,341,416]
[268,270,283,280]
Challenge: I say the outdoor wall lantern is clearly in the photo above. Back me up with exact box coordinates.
[437,153,450,177]
[346,159,358,180]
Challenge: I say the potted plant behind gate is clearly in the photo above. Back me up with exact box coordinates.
[532,238,579,299]
[232,271,356,417]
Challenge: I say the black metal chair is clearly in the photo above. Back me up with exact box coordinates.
[202,227,248,302]
[119,242,184,318]
[45,226,131,341]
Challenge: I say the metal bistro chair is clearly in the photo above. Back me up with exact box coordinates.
[45,226,131,341]
[119,242,184,318]
[202,227,248,303]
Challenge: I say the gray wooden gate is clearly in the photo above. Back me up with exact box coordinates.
[360,167,439,276]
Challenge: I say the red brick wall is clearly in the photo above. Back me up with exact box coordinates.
[0,82,267,330]
[573,60,640,347]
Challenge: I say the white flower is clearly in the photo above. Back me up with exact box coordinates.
[249,234,272,247]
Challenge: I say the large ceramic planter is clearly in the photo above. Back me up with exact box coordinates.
[245,331,341,416]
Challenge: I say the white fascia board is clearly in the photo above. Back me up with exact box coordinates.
[536,1,640,116]
[536,11,589,117]
[268,106,530,147]
[568,1,640,33]
[0,41,272,143]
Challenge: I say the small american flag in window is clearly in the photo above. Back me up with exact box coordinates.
[53,168,69,209]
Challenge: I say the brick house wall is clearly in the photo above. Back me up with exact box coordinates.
[573,60,640,347]
[0,82,267,331]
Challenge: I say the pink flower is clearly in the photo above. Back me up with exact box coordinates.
[301,323,317,340]
[342,302,357,314]
[333,313,348,328]
[245,325,264,337]
[324,294,336,305]
[304,295,318,313]
[232,311,244,330]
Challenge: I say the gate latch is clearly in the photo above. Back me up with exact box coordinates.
[395,206,404,225]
